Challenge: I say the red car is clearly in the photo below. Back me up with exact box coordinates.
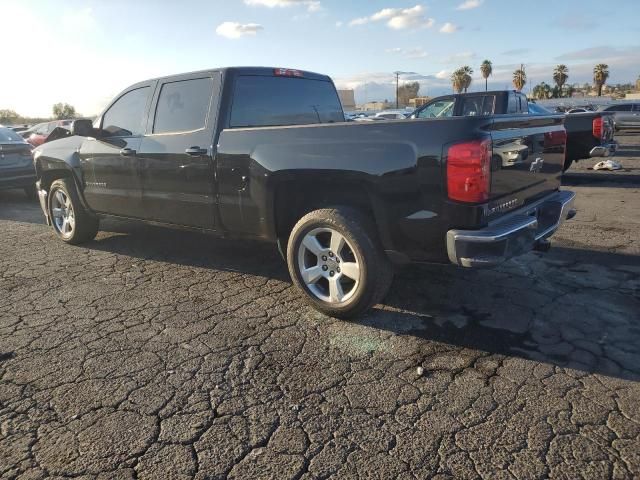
[22,120,73,147]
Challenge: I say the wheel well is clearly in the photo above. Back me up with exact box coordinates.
[38,169,73,191]
[274,180,375,242]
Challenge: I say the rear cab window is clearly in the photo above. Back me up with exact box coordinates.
[230,74,344,128]
[460,95,496,116]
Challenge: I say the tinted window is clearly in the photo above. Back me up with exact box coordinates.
[633,104,640,111]
[0,127,25,142]
[460,95,495,116]
[518,94,528,113]
[230,76,344,128]
[417,98,455,118]
[606,104,632,112]
[102,87,150,137]
[153,77,214,134]
[507,93,517,114]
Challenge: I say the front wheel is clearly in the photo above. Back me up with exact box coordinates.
[287,207,393,319]
[48,179,99,244]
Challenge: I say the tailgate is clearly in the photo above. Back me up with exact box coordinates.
[488,115,565,216]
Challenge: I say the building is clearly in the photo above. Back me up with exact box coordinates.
[357,101,394,111]
[337,90,356,111]
[625,93,640,100]
[408,97,432,108]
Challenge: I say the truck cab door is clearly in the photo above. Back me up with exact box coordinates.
[80,84,154,218]
[137,72,221,229]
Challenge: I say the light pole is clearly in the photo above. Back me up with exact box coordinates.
[393,71,417,109]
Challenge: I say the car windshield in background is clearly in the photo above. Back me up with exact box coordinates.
[230,76,344,128]
[528,103,553,115]
[0,127,26,143]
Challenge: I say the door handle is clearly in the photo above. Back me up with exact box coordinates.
[185,146,208,156]
[120,148,136,156]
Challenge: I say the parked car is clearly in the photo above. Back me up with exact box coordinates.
[597,103,640,131]
[411,92,616,171]
[33,67,575,318]
[0,126,36,197]
[22,120,73,147]
[374,111,410,120]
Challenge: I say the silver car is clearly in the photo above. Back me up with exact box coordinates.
[598,103,640,130]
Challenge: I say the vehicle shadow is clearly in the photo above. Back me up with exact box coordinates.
[90,218,291,282]
[86,220,639,382]
[0,190,42,224]
[562,172,640,187]
[364,247,639,382]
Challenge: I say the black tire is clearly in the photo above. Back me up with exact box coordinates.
[562,157,573,172]
[48,179,99,245]
[287,207,393,319]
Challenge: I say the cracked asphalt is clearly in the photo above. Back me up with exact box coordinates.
[1,134,639,480]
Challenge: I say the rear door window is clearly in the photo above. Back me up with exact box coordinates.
[507,93,518,114]
[460,95,495,116]
[230,76,344,128]
[153,77,214,134]
[102,87,150,137]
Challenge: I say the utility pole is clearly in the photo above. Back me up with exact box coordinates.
[393,71,417,109]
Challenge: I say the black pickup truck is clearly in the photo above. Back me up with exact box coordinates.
[33,67,575,318]
[411,91,616,171]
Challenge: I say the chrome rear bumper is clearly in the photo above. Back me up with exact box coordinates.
[590,142,617,158]
[447,190,576,268]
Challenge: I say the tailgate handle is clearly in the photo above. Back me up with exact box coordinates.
[120,148,136,157]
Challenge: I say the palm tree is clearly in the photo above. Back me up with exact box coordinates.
[451,68,465,93]
[461,66,473,93]
[480,60,492,92]
[593,64,610,97]
[553,64,569,98]
[513,64,527,92]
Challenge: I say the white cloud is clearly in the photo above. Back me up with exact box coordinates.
[439,22,458,33]
[335,21,343,27]
[456,0,483,10]
[386,47,428,59]
[435,70,449,79]
[244,0,321,12]
[441,51,476,63]
[349,5,434,30]
[216,22,263,39]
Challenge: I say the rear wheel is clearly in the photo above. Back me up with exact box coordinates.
[48,179,99,244]
[287,207,393,319]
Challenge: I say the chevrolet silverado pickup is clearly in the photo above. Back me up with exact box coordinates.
[411,91,616,171]
[33,67,575,318]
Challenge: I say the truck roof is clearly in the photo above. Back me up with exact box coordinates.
[133,66,333,86]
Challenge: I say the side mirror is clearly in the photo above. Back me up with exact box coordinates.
[71,119,94,137]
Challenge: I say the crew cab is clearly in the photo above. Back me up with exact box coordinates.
[412,91,616,171]
[33,67,575,318]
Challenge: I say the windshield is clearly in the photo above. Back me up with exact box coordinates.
[0,127,26,143]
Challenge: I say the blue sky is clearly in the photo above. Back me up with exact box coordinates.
[2,0,639,116]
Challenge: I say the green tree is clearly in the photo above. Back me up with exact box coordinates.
[451,68,465,93]
[513,64,527,92]
[480,60,492,92]
[397,82,420,107]
[0,109,19,124]
[460,66,473,93]
[593,64,610,97]
[53,103,77,120]
[553,64,569,98]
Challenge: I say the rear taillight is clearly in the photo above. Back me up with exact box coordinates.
[447,139,492,203]
[593,117,603,140]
